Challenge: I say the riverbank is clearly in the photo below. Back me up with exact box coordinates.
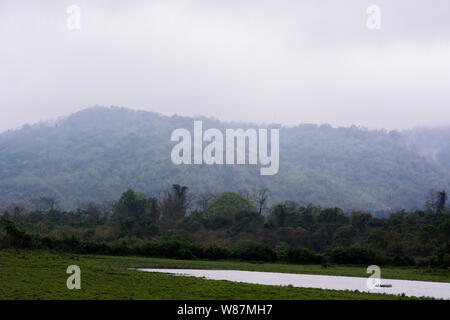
[0,250,446,300]
[125,255,449,283]
[139,268,450,299]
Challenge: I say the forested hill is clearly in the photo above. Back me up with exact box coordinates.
[0,106,449,212]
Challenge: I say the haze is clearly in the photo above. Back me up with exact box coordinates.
[1,0,449,133]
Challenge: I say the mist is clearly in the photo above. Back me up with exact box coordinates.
[1,0,449,133]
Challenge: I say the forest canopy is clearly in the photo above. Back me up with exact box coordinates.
[1,187,449,268]
[0,106,449,212]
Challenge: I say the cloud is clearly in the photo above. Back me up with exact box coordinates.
[0,0,449,132]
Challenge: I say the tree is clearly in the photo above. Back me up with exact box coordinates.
[253,188,270,214]
[2,203,27,223]
[195,192,216,212]
[437,219,450,245]
[31,197,58,211]
[160,185,192,222]
[437,190,447,214]
[146,197,160,221]
[268,204,287,228]
[318,207,347,224]
[37,221,47,234]
[112,189,159,238]
[204,192,257,229]
[350,211,371,232]
[425,190,448,214]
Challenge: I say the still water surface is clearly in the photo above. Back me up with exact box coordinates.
[138,268,450,299]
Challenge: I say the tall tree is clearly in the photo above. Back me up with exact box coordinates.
[437,190,447,214]
[160,184,192,221]
[425,189,448,214]
[253,187,270,214]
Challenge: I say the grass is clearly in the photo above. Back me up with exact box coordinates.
[0,249,446,300]
[105,255,450,283]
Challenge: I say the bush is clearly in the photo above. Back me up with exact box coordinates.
[287,247,324,264]
[231,239,277,262]
[0,220,42,249]
[326,245,383,265]
[203,245,231,260]
[275,242,290,261]
[392,255,415,266]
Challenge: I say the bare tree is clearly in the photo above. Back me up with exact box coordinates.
[253,187,270,214]
[31,196,58,211]
[195,192,216,211]
[2,203,28,222]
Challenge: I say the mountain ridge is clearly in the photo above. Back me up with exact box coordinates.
[0,106,449,212]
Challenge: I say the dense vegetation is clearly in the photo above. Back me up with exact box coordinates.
[0,106,449,212]
[1,187,449,268]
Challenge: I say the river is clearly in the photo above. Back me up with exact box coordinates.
[138,268,450,299]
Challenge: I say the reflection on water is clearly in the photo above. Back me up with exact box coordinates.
[138,268,450,299]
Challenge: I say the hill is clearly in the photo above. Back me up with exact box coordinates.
[0,106,448,212]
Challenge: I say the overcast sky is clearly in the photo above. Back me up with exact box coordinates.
[1,0,449,133]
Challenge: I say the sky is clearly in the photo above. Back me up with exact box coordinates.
[1,0,449,133]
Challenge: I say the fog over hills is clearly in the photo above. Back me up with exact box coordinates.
[0,106,449,212]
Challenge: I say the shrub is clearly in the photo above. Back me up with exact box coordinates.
[326,245,383,265]
[231,239,277,262]
[203,245,231,260]
[287,247,324,264]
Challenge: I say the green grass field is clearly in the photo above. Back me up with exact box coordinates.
[0,249,446,300]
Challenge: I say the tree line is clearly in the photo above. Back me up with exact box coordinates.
[1,186,449,267]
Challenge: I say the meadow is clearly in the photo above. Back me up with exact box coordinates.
[1,249,446,300]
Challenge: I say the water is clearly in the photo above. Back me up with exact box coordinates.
[138,268,450,299]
